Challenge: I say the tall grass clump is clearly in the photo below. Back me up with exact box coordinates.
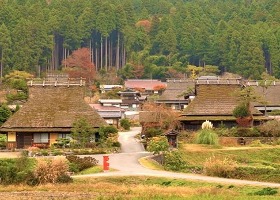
[203,156,237,178]
[196,129,219,145]
[33,157,71,184]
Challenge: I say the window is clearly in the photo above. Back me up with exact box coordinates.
[33,133,49,143]
[58,133,71,139]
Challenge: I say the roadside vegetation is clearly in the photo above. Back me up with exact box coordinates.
[144,118,280,183]
[0,176,278,199]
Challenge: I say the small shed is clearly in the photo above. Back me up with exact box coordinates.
[165,130,179,148]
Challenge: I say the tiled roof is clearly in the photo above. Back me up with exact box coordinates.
[0,86,107,132]
[183,84,262,116]
[125,79,166,90]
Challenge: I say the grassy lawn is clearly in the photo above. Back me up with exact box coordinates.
[178,144,280,182]
[181,144,280,166]
[0,176,279,199]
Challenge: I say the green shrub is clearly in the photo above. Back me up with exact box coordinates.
[68,163,80,173]
[99,125,118,138]
[0,134,7,149]
[164,151,188,171]
[215,128,231,137]
[51,149,63,156]
[147,136,169,155]
[40,150,49,156]
[203,156,237,178]
[56,174,73,183]
[0,104,12,126]
[233,166,280,182]
[145,128,163,138]
[257,120,280,137]
[196,129,219,145]
[250,140,263,147]
[234,127,260,137]
[251,187,278,196]
[6,92,28,103]
[53,138,71,148]
[0,156,35,185]
[120,118,131,130]
[233,102,250,118]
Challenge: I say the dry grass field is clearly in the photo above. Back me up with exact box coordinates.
[0,177,279,200]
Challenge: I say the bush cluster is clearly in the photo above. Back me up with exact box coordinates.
[66,155,98,172]
[251,187,278,196]
[0,134,7,149]
[234,127,260,137]
[145,127,163,138]
[203,156,237,178]
[234,166,280,183]
[257,120,280,137]
[196,129,219,145]
[33,157,71,184]
[99,125,118,139]
[0,155,35,185]
[120,118,131,130]
[164,151,188,171]
[233,102,250,118]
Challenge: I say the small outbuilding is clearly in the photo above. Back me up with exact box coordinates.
[165,129,179,148]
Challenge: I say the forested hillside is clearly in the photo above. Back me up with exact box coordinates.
[0,0,279,80]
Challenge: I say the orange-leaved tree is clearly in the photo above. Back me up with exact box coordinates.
[140,102,181,135]
[153,84,167,92]
[135,20,151,32]
[62,48,95,84]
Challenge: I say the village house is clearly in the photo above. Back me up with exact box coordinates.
[89,104,125,128]
[180,79,267,130]
[246,80,280,115]
[0,79,107,149]
[99,84,123,93]
[124,79,166,95]
[156,79,195,110]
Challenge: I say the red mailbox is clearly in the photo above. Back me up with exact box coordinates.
[103,155,109,171]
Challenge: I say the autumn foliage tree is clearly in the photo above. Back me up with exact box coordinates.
[141,102,180,136]
[153,84,167,92]
[135,20,152,32]
[62,48,95,84]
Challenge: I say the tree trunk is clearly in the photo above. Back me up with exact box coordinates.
[0,49,3,80]
[116,31,120,70]
[95,41,98,71]
[100,37,103,70]
[105,37,108,71]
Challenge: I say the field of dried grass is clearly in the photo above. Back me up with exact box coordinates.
[0,177,279,200]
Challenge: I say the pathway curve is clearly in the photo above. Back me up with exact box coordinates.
[75,127,280,188]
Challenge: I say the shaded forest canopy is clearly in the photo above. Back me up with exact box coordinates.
[0,0,279,80]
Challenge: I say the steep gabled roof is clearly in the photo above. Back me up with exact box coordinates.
[157,80,195,102]
[0,85,106,132]
[183,84,262,116]
[248,82,280,106]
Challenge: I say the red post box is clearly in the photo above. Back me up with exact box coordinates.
[103,155,109,171]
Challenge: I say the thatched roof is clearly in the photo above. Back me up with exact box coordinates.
[183,84,262,116]
[157,80,195,102]
[249,82,280,106]
[0,85,106,132]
